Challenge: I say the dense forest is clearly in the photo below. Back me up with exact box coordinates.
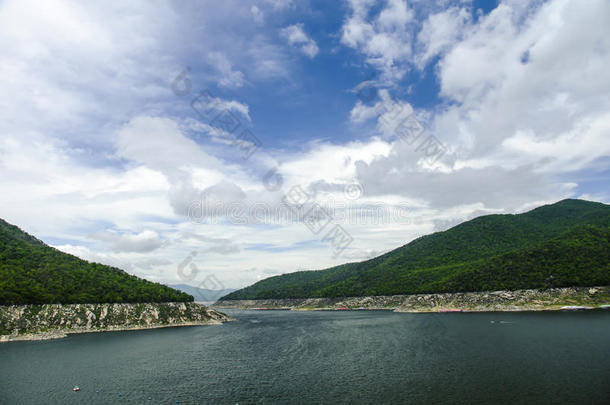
[221,199,610,300]
[0,220,193,305]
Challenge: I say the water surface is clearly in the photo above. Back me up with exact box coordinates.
[1,310,609,404]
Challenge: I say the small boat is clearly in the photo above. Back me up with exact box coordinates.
[72,386,80,392]
[336,307,349,310]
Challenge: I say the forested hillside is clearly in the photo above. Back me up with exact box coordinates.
[221,199,610,300]
[0,219,193,305]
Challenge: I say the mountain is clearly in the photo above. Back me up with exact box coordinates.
[0,219,193,305]
[167,284,236,302]
[220,199,610,300]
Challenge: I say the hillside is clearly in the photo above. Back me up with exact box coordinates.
[221,199,610,300]
[0,219,193,305]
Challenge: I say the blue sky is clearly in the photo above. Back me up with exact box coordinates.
[0,0,608,290]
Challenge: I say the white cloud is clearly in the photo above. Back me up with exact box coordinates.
[500,112,610,173]
[1,0,608,291]
[90,229,163,253]
[207,52,246,88]
[416,6,472,68]
[115,115,252,218]
[0,130,172,239]
[377,0,413,30]
[264,0,294,11]
[0,0,177,148]
[280,24,319,58]
[349,89,417,138]
[345,0,610,210]
[341,0,414,81]
[251,5,264,24]
[279,138,392,187]
[349,100,380,124]
[432,0,610,170]
[178,231,242,255]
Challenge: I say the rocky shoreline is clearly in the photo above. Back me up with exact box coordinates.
[214,286,610,312]
[0,302,232,343]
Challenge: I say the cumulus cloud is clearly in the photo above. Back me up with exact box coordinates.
[349,89,418,138]
[114,115,250,219]
[207,52,246,88]
[341,0,414,81]
[264,0,294,11]
[280,24,319,58]
[1,0,608,290]
[0,0,178,148]
[433,0,610,168]
[355,152,573,210]
[416,6,472,68]
[178,231,242,255]
[345,0,609,214]
[89,229,164,253]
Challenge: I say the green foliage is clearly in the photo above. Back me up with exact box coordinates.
[0,220,193,305]
[221,199,610,300]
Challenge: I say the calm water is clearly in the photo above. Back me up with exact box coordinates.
[1,310,609,404]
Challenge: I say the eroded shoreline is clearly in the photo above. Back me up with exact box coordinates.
[214,286,610,313]
[0,302,232,343]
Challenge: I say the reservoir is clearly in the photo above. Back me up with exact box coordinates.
[1,310,609,404]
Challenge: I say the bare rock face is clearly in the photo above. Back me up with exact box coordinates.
[215,295,409,310]
[394,286,610,312]
[215,286,610,312]
[0,302,232,342]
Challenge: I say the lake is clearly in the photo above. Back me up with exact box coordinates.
[1,310,609,404]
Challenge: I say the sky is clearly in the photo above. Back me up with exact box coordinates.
[1,0,609,291]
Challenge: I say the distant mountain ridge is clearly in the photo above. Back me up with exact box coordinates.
[167,284,236,302]
[0,219,193,305]
[220,199,610,300]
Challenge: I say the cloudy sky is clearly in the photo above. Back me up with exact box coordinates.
[1,0,609,290]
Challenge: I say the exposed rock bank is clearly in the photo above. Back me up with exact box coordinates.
[395,286,610,312]
[214,286,610,312]
[0,302,232,342]
[215,295,406,310]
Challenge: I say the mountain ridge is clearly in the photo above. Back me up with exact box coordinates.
[167,284,236,302]
[0,219,193,305]
[220,199,610,300]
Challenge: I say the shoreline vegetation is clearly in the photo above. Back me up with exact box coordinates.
[0,302,232,343]
[214,286,610,312]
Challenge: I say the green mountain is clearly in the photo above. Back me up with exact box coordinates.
[0,219,193,305]
[221,199,610,300]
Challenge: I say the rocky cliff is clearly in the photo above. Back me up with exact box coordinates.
[215,295,407,310]
[394,286,610,312]
[0,302,232,342]
[215,286,610,312]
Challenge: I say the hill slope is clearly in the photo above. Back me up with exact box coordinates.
[0,220,193,304]
[221,199,610,300]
